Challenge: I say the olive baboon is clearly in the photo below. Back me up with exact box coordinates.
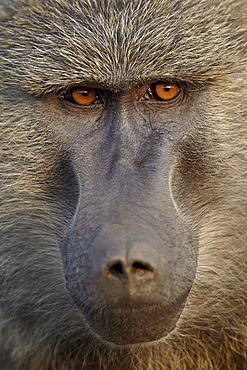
[0,0,246,369]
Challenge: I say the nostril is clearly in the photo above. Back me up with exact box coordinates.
[132,261,154,273]
[107,261,124,276]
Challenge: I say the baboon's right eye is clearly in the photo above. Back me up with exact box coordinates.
[64,86,99,105]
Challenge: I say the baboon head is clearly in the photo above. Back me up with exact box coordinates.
[1,0,245,348]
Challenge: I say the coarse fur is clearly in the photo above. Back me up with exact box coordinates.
[0,0,246,369]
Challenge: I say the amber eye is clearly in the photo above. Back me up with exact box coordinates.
[144,82,180,102]
[155,82,179,101]
[64,86,97,105]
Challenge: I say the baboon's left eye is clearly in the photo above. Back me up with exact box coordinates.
[143,82,180,102]
[64,86,98,105]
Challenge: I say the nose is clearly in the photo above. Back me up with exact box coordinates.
[105,258,155,278]
[101,243,157,291]
[89,223,166,303]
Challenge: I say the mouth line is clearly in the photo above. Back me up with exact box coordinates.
[83,287,191,314]
[94,332,166,348]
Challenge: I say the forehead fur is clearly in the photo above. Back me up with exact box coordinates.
[0,0,246,93]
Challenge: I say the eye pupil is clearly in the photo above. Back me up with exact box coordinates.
[163,86,171,92]
[81,89,90,96]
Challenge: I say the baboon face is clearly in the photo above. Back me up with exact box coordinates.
[39,76,201,344]
[1,0,245,348]
[52,82,200,344]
